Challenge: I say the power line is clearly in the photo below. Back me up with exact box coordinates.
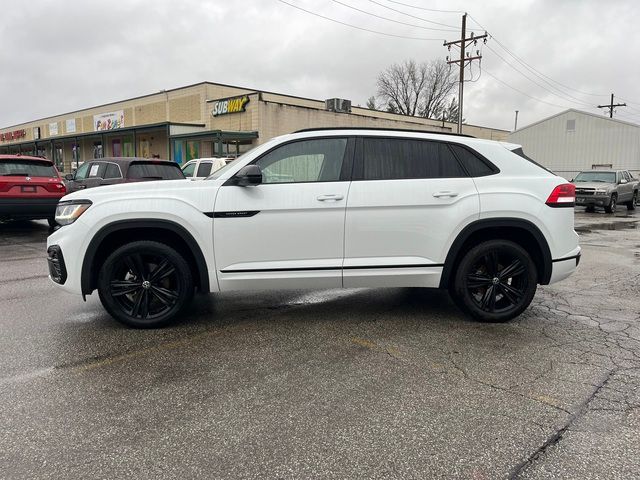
[484,44,595,109]
[482,68,577,110]
[367,0,459,28]
[468,14,610,99]
[382,0,464,14]
[276,0,447,40]
[331,0,457,32]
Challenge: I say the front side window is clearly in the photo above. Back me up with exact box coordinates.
[181,162,196,177]
[255,138,347,184]
[74,162,91,180]
[362,138,466,180]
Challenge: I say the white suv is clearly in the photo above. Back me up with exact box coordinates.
[47,128,580,328]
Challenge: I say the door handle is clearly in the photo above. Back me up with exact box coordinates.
[316,194,344,202]
[77,185,86,189]
[433,191,458,198]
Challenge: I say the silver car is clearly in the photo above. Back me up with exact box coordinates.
[572,170,638,213]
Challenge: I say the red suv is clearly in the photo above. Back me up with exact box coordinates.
[0,155,66,227]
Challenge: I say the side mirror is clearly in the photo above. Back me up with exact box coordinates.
[235,165,262,186]
[64,173,74,181]
[569,178,574,182]
[620,178,628,184]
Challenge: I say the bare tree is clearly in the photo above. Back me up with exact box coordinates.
[375,59,457,119]
[366,96,378,110]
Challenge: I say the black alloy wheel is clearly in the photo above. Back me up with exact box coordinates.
[627,191,637,210]
[98,241,193,328]
[452,240,537,322]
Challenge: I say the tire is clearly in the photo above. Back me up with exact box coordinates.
[47,217,57,228]
[98,240,194,328]
[627,191,637,211]
[604,194,617,213]
[585,205,595,212]
[451,240,537,323]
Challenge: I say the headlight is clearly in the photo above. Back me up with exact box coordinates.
[55,200,92,226]
[594,189,609,195]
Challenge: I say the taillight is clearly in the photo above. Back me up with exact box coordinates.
[546,183,575,207]
[46,183,67,194]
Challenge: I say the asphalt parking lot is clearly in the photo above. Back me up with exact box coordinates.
[1,209,639,479]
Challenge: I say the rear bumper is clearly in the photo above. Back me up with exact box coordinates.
[549,248,581,284]
[0,197,60,219]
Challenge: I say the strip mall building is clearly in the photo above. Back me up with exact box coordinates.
[0,81,508,172]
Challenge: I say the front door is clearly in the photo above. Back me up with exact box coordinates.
[214,137,353,291]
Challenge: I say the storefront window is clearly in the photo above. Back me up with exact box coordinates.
[112,139,121,157]
[173,140,185,164]
[72,144,81,169]
[123,137,134,157]
[54,145,64,172]
[186,141,199,161]
[93,142,103,159]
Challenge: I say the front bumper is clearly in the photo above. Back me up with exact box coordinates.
[575,194,611,207]
[47,245,67,284]
[0,197,60,220]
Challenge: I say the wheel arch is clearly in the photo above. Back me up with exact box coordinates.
[81,219,210,297]
[439,218,553,288]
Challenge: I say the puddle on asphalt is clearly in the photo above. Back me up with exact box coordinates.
[575,221,638,233]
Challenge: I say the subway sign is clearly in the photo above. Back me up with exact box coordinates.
[211,95,250,117]
[0,129,26,142]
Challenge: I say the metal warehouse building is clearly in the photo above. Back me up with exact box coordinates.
[0,81,508,173]
[508,109,640,179]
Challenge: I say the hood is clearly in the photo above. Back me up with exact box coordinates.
[572,181,615,189]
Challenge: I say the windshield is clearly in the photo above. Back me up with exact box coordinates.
[0,159,57,177]
[574,171,616,183]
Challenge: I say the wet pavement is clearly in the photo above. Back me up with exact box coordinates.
[1,209,639,479]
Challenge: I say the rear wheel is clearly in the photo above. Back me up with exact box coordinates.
[605,194,617,213]
[451,240,537,323]
[627,191,637,210]
[98,241,194,328]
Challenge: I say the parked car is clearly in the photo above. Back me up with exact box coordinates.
[572,169,638,213]
[0,154,66,227]
[47,128,580,328]
[65,157,185,193]
[181,157,234,180]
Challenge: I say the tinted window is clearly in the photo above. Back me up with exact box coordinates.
[449,144,495,177]
[127,162,185,180]
[104,163,122,179]
[362,138,466,180]
[256,138,347,184]
[181,162,196,177]
[0,159,57,177]
[623,171,631,181]
[196,162,213,177]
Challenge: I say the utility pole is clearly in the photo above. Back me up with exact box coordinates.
[444,13,488,134]
[597,93,626,118]
[514,110,519,131]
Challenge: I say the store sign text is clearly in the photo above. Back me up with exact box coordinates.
[211,95,250,117]
[0,129,26,142]
[94,110,125,131]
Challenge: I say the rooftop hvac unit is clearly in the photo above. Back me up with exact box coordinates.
[325,98,352,113]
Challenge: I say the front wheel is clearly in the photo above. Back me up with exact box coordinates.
[605,194,617,213]
[98,241,194,328]
[451,240,538,322]
[627,191,637,210]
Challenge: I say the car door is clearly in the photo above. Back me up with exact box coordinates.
[83,162,108,189]
[214,137,354,291]
[621,171,633,201]
[65,162,92,192]
[343,137,480,288]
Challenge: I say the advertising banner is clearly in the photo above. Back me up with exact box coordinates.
[93,110,124,131]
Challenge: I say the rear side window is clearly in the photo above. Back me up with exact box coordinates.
[362,138,466,180]
[0,159,57,177]
[196,162,213,177]
[127,162,185,180]
[449,145,496,177]
[104,163,122,179]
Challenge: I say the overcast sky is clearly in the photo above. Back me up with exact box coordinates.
[2,0,639,131]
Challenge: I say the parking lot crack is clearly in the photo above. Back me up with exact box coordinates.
[508,368,617,479]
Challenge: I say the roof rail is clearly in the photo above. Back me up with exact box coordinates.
[293,126,475,138]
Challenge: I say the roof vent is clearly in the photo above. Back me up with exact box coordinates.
[325,98,352,113]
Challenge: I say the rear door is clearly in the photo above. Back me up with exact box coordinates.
[343,137,480,288]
